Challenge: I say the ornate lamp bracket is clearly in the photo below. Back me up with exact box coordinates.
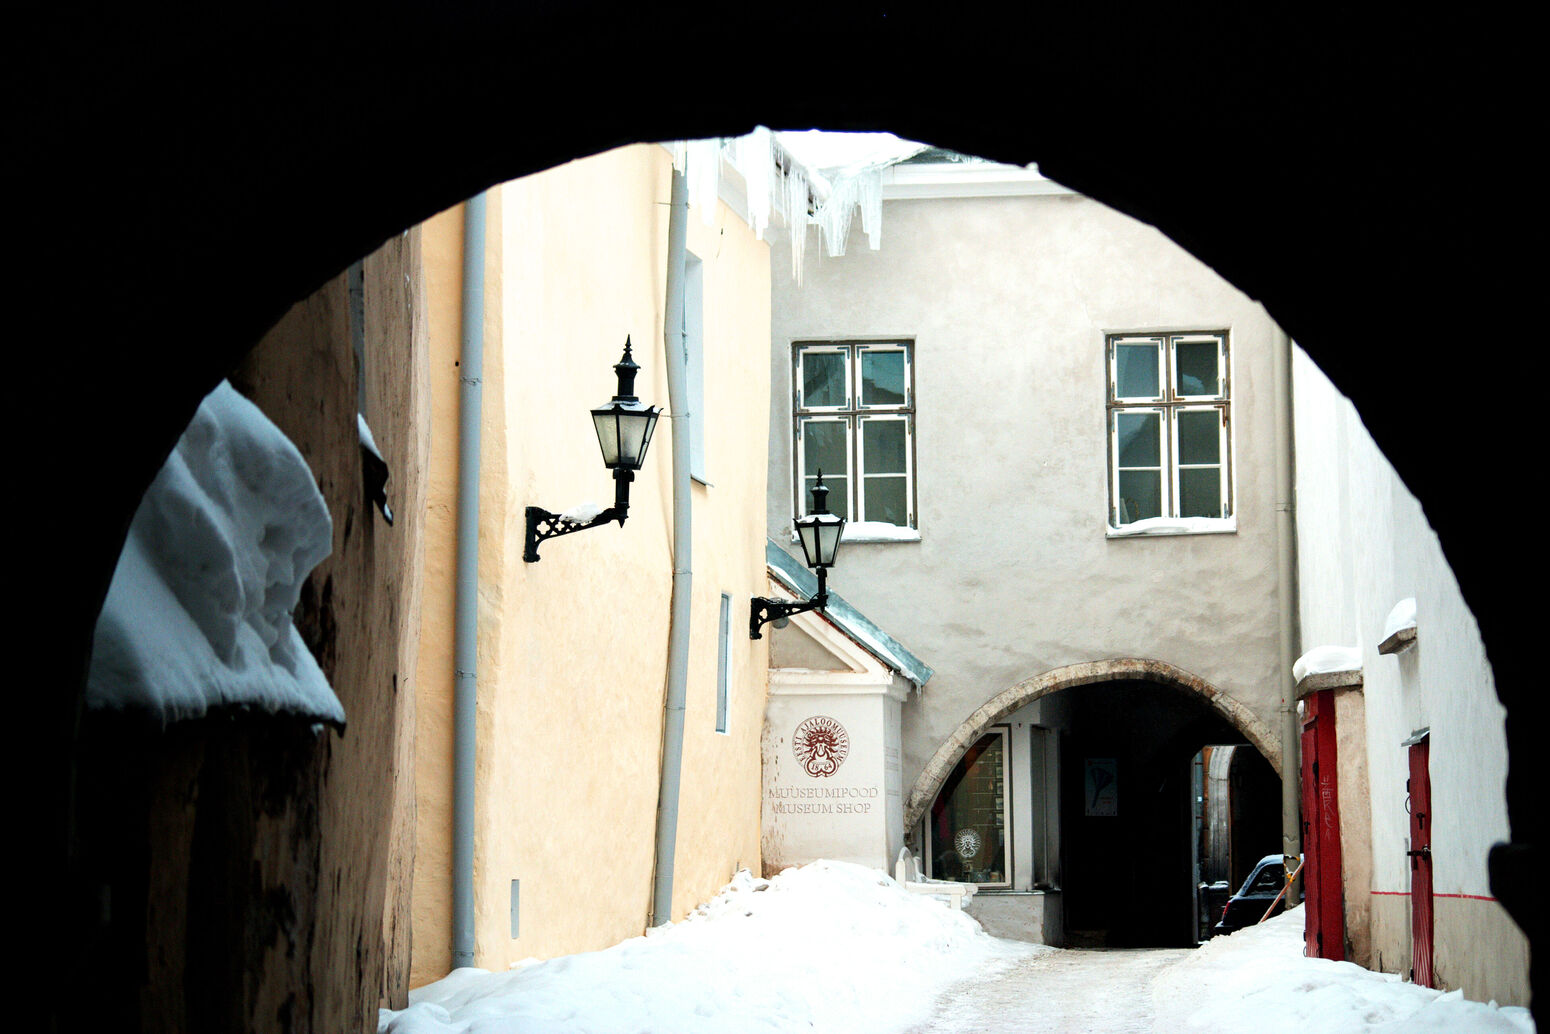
[749,567,829,640]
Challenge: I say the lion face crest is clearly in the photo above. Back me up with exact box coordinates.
[793,715,850,778]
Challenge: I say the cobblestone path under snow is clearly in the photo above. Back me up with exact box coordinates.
[905,946,1194,1034]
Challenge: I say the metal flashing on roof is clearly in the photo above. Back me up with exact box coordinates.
[764,540,933,689]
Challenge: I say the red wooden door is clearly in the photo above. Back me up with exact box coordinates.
[1408,737,1434,987]
[1299,689,1345,959]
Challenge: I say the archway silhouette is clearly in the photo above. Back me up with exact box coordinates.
[21,5,1541,1025]
[905,659,1278,832]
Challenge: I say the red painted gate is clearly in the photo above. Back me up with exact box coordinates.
[1300,689,1345,960]
[1407,734,1435,987]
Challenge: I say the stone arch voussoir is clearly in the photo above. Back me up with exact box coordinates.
[903,658,1280,832]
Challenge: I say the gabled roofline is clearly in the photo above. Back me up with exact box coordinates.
[765,540,933,689]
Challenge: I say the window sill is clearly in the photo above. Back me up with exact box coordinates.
[791,521,920,544]
[1106,516,1237,539]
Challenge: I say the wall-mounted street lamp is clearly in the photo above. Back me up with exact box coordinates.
[524,338,661,562]
[750,473,845,639]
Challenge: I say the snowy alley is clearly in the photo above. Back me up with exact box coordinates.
[379,861,1534,1034]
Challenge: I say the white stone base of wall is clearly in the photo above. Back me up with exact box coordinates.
[965,890,1063,946]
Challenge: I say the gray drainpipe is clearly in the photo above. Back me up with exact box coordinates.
[452,191,488,969]
[1273,326,1301,896]
[651,168,692,928]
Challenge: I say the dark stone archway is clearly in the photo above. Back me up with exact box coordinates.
[18,3,1537,1026]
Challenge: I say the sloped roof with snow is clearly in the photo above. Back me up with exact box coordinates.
[766,540,933,689]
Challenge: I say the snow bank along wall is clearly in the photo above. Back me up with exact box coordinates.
[767,170,1291,943]
[74,232,429,1031]
[411,144,772,983]
[1293,349,1528,1004]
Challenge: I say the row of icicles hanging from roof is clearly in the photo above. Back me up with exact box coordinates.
[668,128,928,285]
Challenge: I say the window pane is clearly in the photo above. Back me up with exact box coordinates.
[800,350,846,408]
[1115,341,1160,399]
[863,476,908,525]
[1175,340,1221,396]
[1177,409,1221,465]
[1115,411,1160,468]
[1117,469,1162,523]
[929,733,1007,884]
[860,349,907,406]
[861,418,907,475]
[1178,466,1222,518]
[802,475,849,520]
[801,419,848,480]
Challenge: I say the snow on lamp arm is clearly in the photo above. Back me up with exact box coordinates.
[523,338,662,562]
[750,472,845,639]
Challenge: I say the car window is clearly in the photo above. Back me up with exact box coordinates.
[1248,865,1284,894]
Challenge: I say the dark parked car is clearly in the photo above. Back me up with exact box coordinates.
[1213,854,1291,935]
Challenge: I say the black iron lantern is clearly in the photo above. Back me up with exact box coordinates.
[750,472,846,638]
[590,338,660,471]
[524,338,662,562]
[793,474,844,570]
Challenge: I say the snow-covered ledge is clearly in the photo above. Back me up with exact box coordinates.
[790,520,921,545]
[1293,645,1363,697]
[1106,516,1237,539]
[1378,598,1418,655]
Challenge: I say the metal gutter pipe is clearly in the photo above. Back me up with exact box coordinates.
[651,167,692,928]
[1273,326,1302,896]
[452,191,488,970]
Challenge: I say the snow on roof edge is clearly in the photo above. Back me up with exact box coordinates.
[765,540,933,688]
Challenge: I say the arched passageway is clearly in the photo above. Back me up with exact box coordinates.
[910,662,1282,948]
[20,5,1541,1026]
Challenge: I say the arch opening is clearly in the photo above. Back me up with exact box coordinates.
[908,660,1283,949]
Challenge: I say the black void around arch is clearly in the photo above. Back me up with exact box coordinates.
[23,3,1540,1019]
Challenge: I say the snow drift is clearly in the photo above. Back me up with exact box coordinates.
[88,380,342,726]
[380,860,1038,1034]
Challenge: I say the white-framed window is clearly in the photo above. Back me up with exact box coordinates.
[926,725,1012,887]
[792,340,916,529]
[1106,332,1231,527]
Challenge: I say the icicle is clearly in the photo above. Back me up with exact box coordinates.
[785,160,810,285]
[857,168,884,250]
[688,138,721,226]
[740,127,775,241]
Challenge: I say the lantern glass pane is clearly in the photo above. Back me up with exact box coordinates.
[593,411,621,467]
[817,520,843,565]
[618,411,651,468]
[797,522,821,567]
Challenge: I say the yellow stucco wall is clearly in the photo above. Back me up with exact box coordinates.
[411,144,771,984]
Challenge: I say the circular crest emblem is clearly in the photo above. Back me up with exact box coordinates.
[792,715,850,778]
[953,828,982,861]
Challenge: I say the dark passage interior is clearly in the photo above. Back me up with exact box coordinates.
[1053,680,1280,948]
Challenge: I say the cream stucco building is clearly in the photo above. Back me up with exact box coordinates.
[409,143,773,984]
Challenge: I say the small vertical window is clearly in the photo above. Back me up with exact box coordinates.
[716,593,731,734]
[793,340,916,529]
[1107,332,1231,528]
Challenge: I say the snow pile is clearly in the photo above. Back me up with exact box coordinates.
[88,381,342,726]
[1382,597,1418,641]
[1293,644,1363,683]
[380,860,1038,1034]
[358,411,383,459]
[559,501,605,524]
[1155,906,1534,1033]
[1106,515,1237,537]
